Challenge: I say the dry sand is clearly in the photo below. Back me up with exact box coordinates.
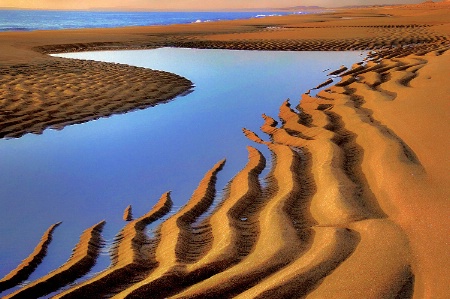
[0,2,449,299]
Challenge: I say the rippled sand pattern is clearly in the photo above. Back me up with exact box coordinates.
[1,43,448,298]
[166,24,448,52]
[1,5,449,299]
[0,59,192,138]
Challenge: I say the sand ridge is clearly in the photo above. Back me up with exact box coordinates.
[52,193,172,299]
[4,221,105,299]
[0,3,449,299]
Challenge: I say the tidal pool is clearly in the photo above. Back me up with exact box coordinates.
[0,48,365,289]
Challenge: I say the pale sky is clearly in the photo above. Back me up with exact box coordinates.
[0,0,427,10]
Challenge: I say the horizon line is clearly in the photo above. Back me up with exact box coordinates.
[0,6,328,12]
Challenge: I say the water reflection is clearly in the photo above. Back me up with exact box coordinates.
[0,48,364,288]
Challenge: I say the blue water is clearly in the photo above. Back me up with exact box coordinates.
[0,48,365,297]
[0,10,306,32]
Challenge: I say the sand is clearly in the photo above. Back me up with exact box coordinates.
[0,2,449,299]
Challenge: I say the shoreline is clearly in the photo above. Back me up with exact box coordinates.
[1,6,449,138]
[0,10,305,33]
[0,3,449,299]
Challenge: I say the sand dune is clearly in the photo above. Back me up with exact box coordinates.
[234,226,358,299]
[181,147,265,275]
[0,4,449,299]
[111,160,225,298]
[170,143,313,298]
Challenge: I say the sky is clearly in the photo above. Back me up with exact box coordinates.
[0,0,427,11]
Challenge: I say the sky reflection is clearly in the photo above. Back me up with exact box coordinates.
[0,48,365,285]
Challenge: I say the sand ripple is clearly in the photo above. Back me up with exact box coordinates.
[2,45,447,298]
[1,6,449,298]
[0,59,193,138]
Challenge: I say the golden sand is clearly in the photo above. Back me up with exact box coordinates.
[0,3,449,299]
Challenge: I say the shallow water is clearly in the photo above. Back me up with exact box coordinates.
[0,48,365,292]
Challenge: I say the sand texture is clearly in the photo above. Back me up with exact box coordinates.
[1,5,449,138]
[0,3,449,299]
[4,221,105,299]
[0,60,193,138]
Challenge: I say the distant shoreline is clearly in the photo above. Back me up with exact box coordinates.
[0,10,311,32]
[0,5,449,298]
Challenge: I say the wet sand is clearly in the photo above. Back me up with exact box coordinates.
[0,2,449,299]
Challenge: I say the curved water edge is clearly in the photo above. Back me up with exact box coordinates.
[0,48,366,291]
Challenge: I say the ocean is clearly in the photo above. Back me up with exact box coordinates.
[0,10,308,32]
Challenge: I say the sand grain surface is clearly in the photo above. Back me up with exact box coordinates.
[0,3,449,299]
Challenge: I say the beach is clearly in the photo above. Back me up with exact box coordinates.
[0,2,449,299]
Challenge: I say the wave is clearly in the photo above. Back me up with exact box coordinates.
[255,14,282,18]
[192,19,212,24]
